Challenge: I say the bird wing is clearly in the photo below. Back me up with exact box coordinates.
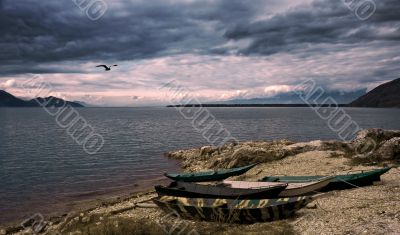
[112,65,118,67]
[96,65,108,69]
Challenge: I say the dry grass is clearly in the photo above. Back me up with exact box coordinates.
[198,221,297,235]
[347,154,400,166]
[58,215,296,235]
[61,216,167,235]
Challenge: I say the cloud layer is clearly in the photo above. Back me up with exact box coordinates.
[0,0,399,105]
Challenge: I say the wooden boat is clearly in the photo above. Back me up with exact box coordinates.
[155,181,287,199]
[153,195,315,223]
[164,164,258,182]
[222,177,332,197]
[259,167,392,191]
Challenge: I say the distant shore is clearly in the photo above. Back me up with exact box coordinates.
[167,104,347,108]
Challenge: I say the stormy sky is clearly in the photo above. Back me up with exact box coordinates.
[0,0,399,106]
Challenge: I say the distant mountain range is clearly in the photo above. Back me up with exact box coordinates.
[219,89,366,105]
[349,78,400,108]
[0,90,84,107]
[169,78,400,108]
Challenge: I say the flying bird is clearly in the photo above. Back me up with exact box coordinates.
[96,64,118,71]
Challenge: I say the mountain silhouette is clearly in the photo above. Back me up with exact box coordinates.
[0,90,84,107]
[0,90,36,107]
[350,78,400,108]
[218,89,365,105]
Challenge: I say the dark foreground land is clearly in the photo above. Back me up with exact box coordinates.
[2,129,400,235]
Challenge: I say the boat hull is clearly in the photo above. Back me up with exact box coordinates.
[155,181,287,199]
[164,164,257,182]
[260,167,391,191]
[153,196,314,223]
[222,177,332,197]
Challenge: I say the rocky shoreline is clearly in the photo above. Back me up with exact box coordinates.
[166,128,400,171]
[3,129,400,235]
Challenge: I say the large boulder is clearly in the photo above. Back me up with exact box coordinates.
[375,137,400,160]
[352,129,400,145]
[350,129,400,161]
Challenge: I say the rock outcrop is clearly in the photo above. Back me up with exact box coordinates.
[375,137,400,160]
[166,129,400,171]
[351,129,400,161]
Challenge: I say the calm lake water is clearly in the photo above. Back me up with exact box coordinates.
[1,107,400,224]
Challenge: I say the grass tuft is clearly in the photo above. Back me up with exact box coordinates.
[58,214,297,235]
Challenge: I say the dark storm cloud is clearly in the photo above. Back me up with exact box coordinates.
[0,0,264,75]
[223,0,400,55]
[0,0,399,76]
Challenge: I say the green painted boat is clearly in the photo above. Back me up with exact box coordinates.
[164,164,258,182]
[153,195,315,223]
[260,167,392,191]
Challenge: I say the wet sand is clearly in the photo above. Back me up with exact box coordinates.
[0,176,170,228]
